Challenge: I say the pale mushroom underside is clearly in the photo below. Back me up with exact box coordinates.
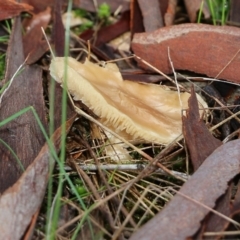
[50,57,207,144]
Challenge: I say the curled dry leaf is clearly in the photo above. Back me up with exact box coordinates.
[50,57,207,145]
[132,23,240,83]
[130,139,240,240]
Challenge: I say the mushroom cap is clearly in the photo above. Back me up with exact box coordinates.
[50,57,207,144]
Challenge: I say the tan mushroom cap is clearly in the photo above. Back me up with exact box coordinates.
[50,57,207,144]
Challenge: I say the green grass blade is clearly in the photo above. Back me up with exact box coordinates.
[197,0,205,23]
[0,138,24,171]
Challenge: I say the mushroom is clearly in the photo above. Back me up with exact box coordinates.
[50,57,207,145]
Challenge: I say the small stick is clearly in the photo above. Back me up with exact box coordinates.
[167,47,182,108]
[0,57,28,108]
[41,27,55,58]
[63,163,190,180]
[215,47,240,79]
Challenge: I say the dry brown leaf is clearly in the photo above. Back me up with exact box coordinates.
[52,0,65,57]
[164,0,177,26]
[0,0,33,21]
[0,116,75,240]
[23,7,51,64]
[199,186,232,239]
[130,0,168,37]
[130,0,145,37]
[130,139,240,240]
[183,88,231,239]
[22,0,62,14]
[0,17,47,192]
[50,57,207,145]
[132,23,240,83]
[138,0,164,31]
[215,182,240,238]
[182,87,222,170]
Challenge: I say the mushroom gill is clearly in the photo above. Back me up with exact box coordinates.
[50,57,207,144]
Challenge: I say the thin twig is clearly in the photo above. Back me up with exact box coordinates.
[210,110,240,132]
[215,47,240,79]
[0,58,27,108]
[63,163,190,180]
[187,76,240,87]
[203,230,240,237]
[167,47,182,107]
[134,54,186,91]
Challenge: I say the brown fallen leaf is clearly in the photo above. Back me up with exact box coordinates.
[184,0,210,22]
[130,0,145,37]
[131,23,240,83]
[0,116,75,240]
[164,0,177,26]
[226,183,240,237]
[52,0,65,57]
[130,0,168,37]
[182,87,222,170]
[130,139,240,240]
[207,181,240,239]
[23,7,51,64]
[183,87,232,239]
[0,0,33,21]
[138,0,164,31]
[22,0,63,14]
[198,186,232,239]
[0,17,47,193]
